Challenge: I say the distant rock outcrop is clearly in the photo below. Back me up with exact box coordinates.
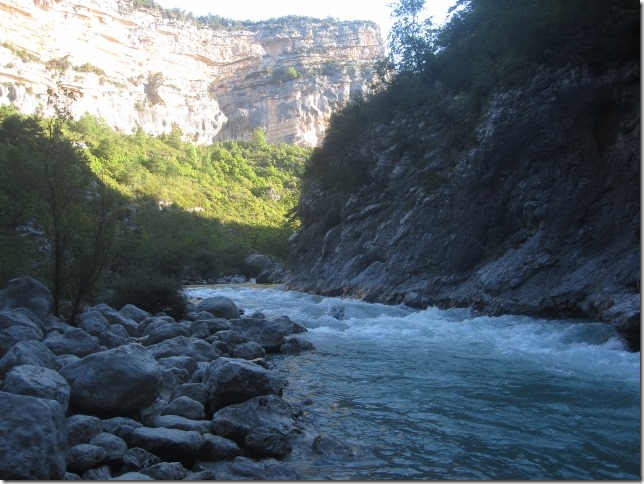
[0,0,384,146]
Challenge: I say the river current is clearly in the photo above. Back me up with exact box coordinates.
[184,285,641,480]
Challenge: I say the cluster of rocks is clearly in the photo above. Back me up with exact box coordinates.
[0,276,319,480]
[183,254,286,286]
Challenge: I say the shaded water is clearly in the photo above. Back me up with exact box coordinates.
[185,285,641,480]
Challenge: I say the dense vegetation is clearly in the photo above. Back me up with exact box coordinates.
[302,0,639,192]
[0,99,310,319]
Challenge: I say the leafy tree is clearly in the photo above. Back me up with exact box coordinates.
[387,0,435,73]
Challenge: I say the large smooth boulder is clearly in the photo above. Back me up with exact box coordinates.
[0,325,43,357]
[203,358,285,414]
[2,364,71,411]
[60,344,161,415]
[76,311,111,336]
[43,327,102,357]
[146,336,221,362]
[245,254,275,276]
[143,324,189,346]
[0,307,46,335]
[211,394,302,444]
[0,340,60,377]
[0,276,53,323]
[119,304,151,323]
[0,391,67,479]
[130,427,203,467]
[161,395,205,419]
[198,434,243,460]
[228,315,306,352]
[196,297,241,320]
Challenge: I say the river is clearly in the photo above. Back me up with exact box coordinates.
[184,284,641,480]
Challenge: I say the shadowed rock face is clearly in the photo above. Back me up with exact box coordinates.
[0,0,384,146]
[286,64,640,349]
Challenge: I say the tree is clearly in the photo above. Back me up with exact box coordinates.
[387,0,435,73]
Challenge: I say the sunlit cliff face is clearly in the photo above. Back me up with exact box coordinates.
[0,0,384,146]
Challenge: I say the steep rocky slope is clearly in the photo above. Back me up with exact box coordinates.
[286,63,640,349]
[0,0,383,145]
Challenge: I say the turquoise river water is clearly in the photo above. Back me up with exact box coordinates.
[184,285,641,480]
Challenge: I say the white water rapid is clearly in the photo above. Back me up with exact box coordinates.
[184,285,641,480]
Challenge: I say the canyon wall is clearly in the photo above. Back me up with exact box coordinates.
[0,0,384,145]
[286,63,640,349]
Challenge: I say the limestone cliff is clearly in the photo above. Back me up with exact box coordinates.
[286,63,640,349]
[0,0,384,145]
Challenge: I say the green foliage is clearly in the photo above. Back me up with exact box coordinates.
[302,0,639,196]
[271,66,299,84]
[0,105,310,318]
[105,267,187,319]
[75,63,107,76]
[0,42,40,63]
[387,0,435,73]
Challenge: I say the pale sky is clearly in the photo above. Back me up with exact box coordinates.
[153,0,458,43]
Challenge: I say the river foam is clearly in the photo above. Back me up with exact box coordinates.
[185,285,641,479]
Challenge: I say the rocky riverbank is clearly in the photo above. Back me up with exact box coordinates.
[0,276,334,480]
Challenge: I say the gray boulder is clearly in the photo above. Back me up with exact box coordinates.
[60,344,161,415]
[0,307,46,335]
[171,382,207,405]
[146,335,221,362]
[119,304,151,323]
[66,443,107,472]
[2,364,71,411]
[0,276,53,323]
[76,311,111,336]
[150,415,211,433]
[280,337,316,354]
[0,391,67,479]
[245,254,275,276]
[162,395,205,419]
[139,461,188,480]
[230,341,266,360]
[101,416,144,443]
[196,296,240,319]
[98,329,128,349]
[83,465,113,480]
[157,355,198,375]
[211,394,302,445]
[90,432,128,464]
[0,340,59,377]
[112,471,155,480]
[43,327,101,357]
[199,434,243,460]
[143,323,189,346]
[66,415,103,447]
[229,315,306,353]
[121,447,161,471]
[244,426,292,458]
[0,325,43,357]
[203,357,285,414]
[130,427,203,467]
[101,310,139,336]
[192,317,231,334]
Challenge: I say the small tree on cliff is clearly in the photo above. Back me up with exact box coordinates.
[387,0,435,73]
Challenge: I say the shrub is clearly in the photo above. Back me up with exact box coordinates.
[104,269,187,319]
